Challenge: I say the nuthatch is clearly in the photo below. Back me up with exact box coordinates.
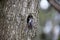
[27,14,33,29]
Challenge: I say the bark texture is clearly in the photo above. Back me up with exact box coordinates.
[0,0,39,40]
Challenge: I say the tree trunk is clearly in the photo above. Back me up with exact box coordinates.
[0,0,39,40]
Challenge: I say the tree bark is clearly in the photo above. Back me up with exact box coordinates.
[0,0,39,40]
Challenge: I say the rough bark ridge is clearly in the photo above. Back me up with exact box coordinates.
[0,0,39,40]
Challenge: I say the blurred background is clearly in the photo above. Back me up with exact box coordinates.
[35,4,60,40]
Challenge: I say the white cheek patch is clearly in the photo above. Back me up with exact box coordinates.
[29,19,33,23]
[29,19,32,23]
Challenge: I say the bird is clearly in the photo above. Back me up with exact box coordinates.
[27,14,33,29]
[39,0,50,10]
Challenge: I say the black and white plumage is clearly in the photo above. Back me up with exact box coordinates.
[27,14,33,29]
